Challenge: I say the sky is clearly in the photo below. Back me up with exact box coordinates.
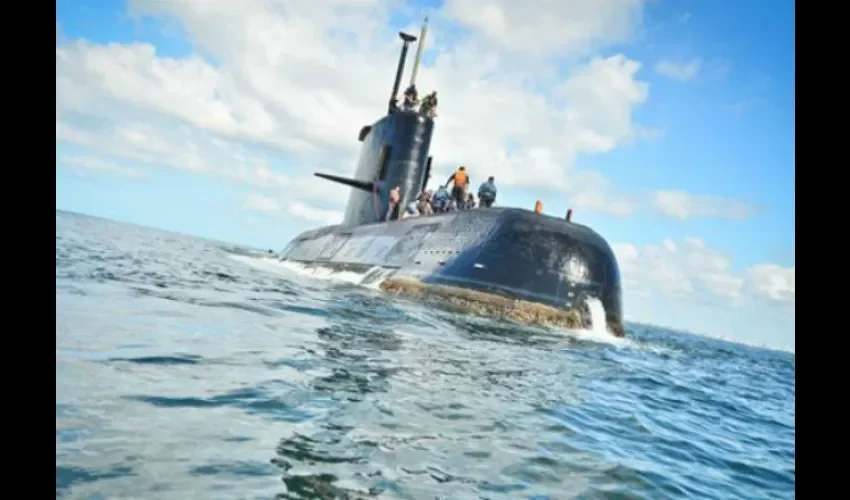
[55,0,795,352]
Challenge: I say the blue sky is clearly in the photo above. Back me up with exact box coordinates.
[56,0,795,350]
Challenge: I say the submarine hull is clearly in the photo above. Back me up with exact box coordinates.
[279,207,624,337]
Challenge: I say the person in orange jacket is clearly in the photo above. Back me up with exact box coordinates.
[446,166,470,209]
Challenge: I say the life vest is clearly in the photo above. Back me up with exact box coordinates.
[452,169,468,187]
[534,200,543,213]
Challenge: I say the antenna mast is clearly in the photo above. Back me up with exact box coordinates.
[388,31,418,114]
[409,17,429,87]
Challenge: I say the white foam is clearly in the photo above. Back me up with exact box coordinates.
[561,327,630,346]
[548,296,632,348]
[228,255,371,285]
[586,297,608,335]
[359,267,397,290]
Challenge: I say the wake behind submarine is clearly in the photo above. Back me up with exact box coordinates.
[278,20,625,337]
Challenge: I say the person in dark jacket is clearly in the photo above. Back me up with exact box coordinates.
[431,185,450,212]
[403,84,419,111]
[420,91,438,117]
[477,176,497,208]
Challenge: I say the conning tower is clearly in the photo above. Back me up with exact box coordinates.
[314,20,434,227]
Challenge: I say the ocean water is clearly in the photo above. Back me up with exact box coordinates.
[56,210,795,500]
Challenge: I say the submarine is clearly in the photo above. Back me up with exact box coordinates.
[278,20,625,337]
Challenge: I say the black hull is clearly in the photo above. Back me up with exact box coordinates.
[280,207,624,336]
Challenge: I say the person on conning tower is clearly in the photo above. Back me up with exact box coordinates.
[403,84,419,111]
[420,91,438,118]
[446,166,469,210]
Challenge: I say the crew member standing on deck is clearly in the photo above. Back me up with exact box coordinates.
[432,185,450,212]
[477,176,497,208]
[446,166,469,210]
[386,185,401,220]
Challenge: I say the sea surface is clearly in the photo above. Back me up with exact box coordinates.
[56,210,795,499]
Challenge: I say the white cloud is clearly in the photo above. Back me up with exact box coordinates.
[56,117,351,205]
[287,201,343,225]
[654,58,702,82]
[442,0,644,57]
[613,236,795,349]
[745,264,795,303]
[570,189,635,218]
[58,154,147,179]
[652,190,758,220]
[243,193,280,213]
[614,237,794,306]
[243,193,343,225]
[56,0,660,219]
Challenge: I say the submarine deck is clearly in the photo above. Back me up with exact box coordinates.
[280,207,624,336]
